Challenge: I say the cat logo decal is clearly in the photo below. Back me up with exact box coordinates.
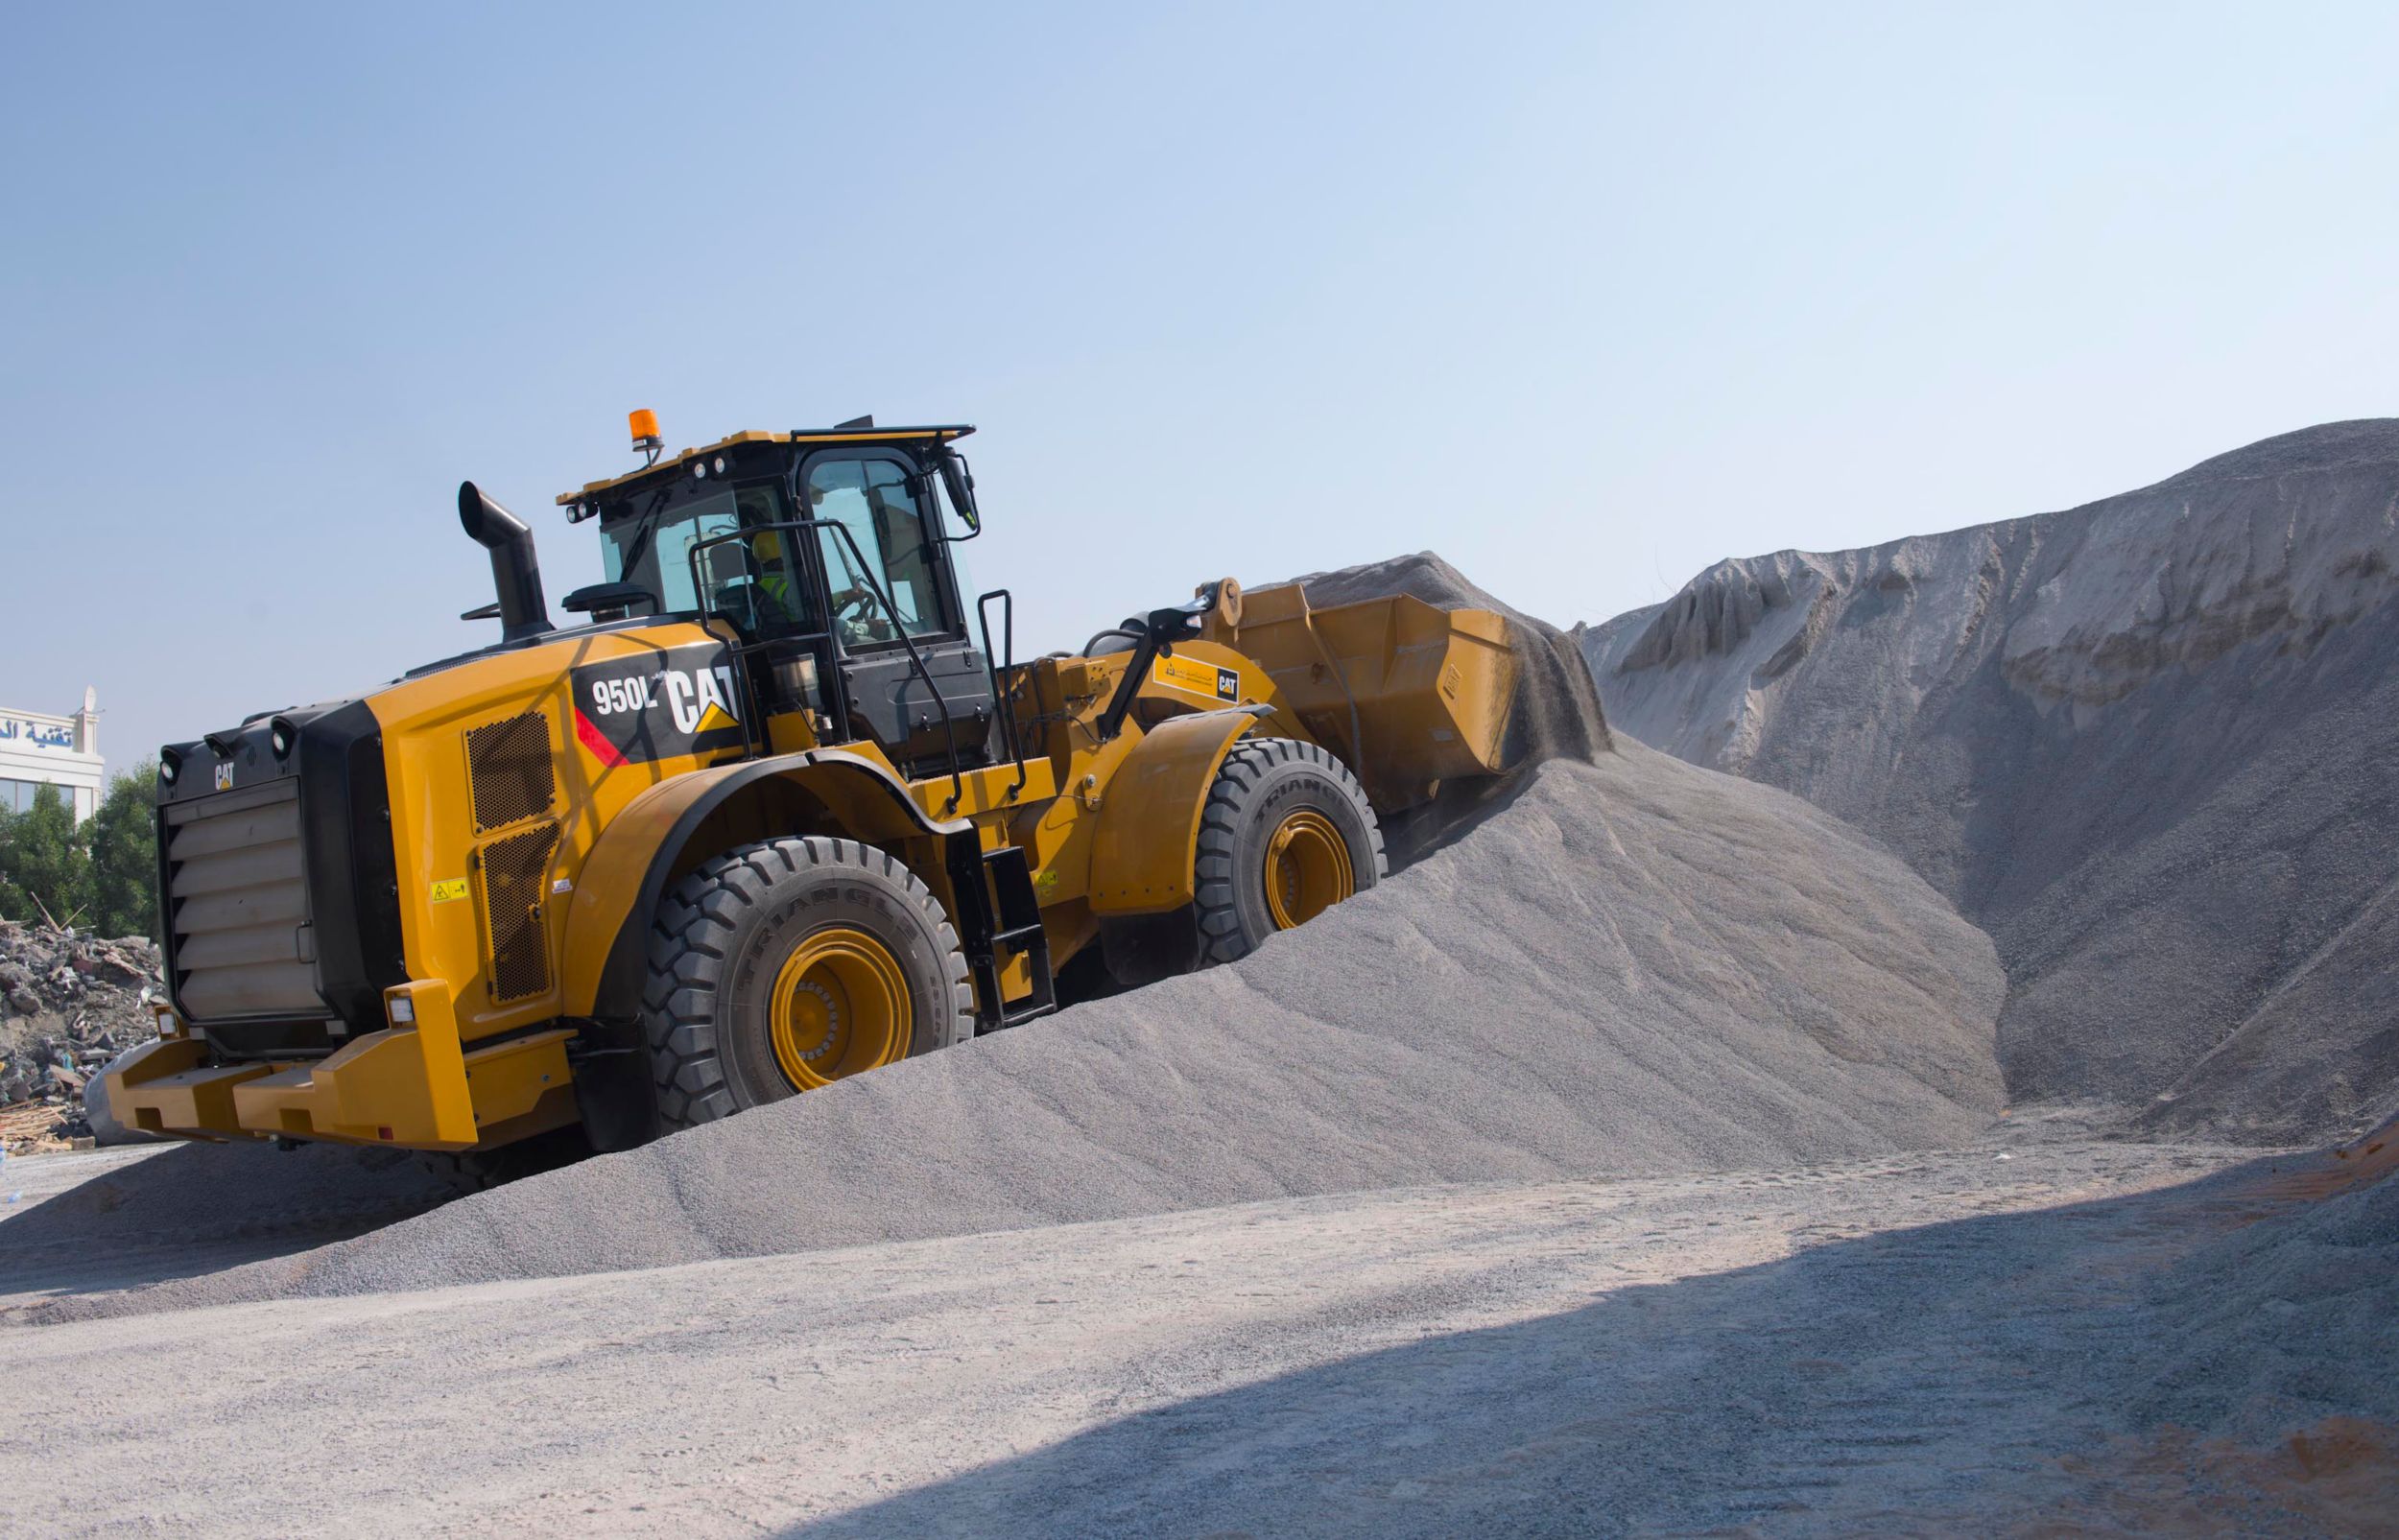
[570,644,748,767]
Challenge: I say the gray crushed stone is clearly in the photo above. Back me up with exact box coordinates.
[2128,1155,2399,1445]
[1580,418,2399,1144]
[28,735,2006,1317]
[0,1140,452,1305]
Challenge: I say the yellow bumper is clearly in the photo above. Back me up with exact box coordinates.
[107,983,578,1152]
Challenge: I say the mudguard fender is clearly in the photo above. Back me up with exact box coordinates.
[562,749,969,1021]
[1087,706,1270,916]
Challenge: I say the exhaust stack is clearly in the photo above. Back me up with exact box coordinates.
[458,482,555,643]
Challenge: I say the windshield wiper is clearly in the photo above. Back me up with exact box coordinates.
[611,486,675,586]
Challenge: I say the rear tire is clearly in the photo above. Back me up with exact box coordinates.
[642,838,973,1132]
[1194,738,1387,964]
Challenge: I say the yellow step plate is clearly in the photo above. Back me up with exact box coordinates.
[105,1037,270,1141]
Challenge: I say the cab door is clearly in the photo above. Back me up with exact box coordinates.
[797,449,995,770]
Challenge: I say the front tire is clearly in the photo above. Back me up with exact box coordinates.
[1194,738,1387,964]
[643,837,973,1131]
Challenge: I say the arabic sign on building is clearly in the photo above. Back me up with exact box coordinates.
[0,715,79,750]
[0,690,104,821]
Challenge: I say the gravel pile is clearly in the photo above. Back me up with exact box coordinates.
[30,625,2007,1315]
[0,924,162,1149]
[2129,1131,2399,1446]
[1580,419,2399,1144]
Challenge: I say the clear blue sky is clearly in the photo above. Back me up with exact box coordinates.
[7,2,2395,771]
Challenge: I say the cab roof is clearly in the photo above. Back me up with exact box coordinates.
[555,423,975,508]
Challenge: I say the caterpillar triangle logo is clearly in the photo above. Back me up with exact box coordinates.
[693,700,741,734]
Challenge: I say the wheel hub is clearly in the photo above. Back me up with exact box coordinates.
[788,981,840,1061]
[767,927,913,1091]
[1263,809,1355,931]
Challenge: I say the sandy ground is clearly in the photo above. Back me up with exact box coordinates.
[15,746,2005,1326]
[0,1140,448,1309]
[6,1122,2381,1538]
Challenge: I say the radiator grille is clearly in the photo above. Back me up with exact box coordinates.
[164,779,321,1020]
[481,821,560,1003]
[466,711,556,834]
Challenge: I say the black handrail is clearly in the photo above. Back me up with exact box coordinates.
[1094,585,1219,743]
[686,517,968,814]
[976,589,1030,799]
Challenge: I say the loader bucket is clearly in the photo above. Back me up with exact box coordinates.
[1213,582,1520,812]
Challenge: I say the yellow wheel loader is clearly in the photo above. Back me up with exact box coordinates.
[108,414,1518,1173]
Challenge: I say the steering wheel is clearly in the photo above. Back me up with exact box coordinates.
[829,585,893,642]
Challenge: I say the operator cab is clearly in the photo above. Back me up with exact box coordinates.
[557,419,998,779]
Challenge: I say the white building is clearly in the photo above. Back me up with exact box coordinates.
[0,688,106,822]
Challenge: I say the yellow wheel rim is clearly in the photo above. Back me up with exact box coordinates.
[767,927,914,1091]
[1263,810,1355,931]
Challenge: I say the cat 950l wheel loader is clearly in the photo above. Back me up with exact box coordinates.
[108,412,1519,1167]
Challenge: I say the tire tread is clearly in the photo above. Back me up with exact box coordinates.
[641,836,971,1132]
[1193,737,1387,965]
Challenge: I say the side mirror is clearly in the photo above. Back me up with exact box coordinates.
[937,447,981,537]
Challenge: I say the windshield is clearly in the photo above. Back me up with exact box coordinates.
[600,483,813,633]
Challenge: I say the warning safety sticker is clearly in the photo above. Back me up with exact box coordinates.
[1153,654,1241,702]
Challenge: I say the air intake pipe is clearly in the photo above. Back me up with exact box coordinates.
[458,482,555,643]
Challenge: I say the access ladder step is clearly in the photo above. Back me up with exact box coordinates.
[973,843,1057,1030]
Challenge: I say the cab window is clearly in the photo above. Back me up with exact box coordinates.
[804,456,949,645]
[601,484,806,635]
[601,490,737,613]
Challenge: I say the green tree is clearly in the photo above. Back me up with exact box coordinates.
[0,804,20,919]
[0,783,92,927]
[88,763,160,941]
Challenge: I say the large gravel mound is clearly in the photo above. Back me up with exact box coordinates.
[1580,418,2399,1143]
[34,737,2005,1317]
